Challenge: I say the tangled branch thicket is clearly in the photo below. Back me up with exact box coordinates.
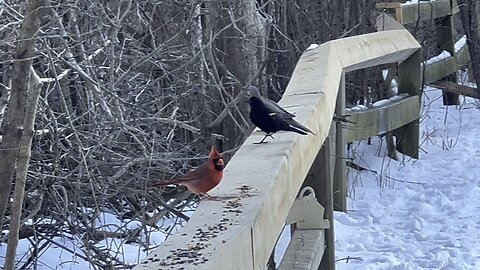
[0,0,385,268]
[1,1,231,268]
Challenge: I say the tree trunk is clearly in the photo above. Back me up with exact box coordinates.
[4,68,43,270]
[206,0,266,149]
[458,0,480,88]
[0,0,43,235]
[189,0,213,151]
[2,2,44,269]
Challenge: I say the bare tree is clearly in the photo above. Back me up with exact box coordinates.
[2,0,44,269]
[204,0,267,149]
[0,0,43,234]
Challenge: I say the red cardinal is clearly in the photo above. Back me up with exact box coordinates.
[153,146,224,196]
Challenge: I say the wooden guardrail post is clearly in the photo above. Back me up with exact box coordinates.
[333,71,346,212]
[436,7,459,105]
[396,49,422,158]
[321,125,336,270]
[299,124,336,270]
[375,3,403,24]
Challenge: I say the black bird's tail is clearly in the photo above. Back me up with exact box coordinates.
[285,119,315,135]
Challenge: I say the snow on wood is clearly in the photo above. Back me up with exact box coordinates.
[422,39,471,85]
[455,35,467,52]
[425,50,452,65]
[402,0,420,5]
[346,105,369,112]
[372,99,391,108]
[306,44,319,51]
[401,0,455,23]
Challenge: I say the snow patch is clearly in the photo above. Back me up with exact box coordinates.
[346,104,368,112]
[455,35,467,52]
[306,44,319,51]
[425,50,452,65]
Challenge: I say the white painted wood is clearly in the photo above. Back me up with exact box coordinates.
[375,0,459,24]
[400,0,453,24]
[134,30,420,270]
[286,187,330,230]
[376,12,405,31]
[334,72,347,212]
[421,41,469,84]
[455,42,470,68]
[423,54,457,84]
[343,95,420,143]
[377,0,458,25]
[277,229,325,270]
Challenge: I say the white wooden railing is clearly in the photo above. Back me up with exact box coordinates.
[135,0,472,269]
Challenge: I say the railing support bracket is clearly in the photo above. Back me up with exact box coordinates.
[286,187,330,230]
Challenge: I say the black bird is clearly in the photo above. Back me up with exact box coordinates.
[247,86,315,144]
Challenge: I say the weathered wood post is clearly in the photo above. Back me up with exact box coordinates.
[435,2,459,105]
[320,125,336,270]
[298,124,336,270]
[333,72,346,212]
[383,64,400,160]
[395,49,422,158]
[375,3,403,24]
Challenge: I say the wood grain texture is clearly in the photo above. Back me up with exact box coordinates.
[277,229,325,270]
[343,96,420,143]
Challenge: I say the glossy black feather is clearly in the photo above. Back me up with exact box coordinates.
[249,97,304,135]
[247,86,315,143]
[248,86,295,119]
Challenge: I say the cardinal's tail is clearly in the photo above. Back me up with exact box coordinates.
[152,179,180,188]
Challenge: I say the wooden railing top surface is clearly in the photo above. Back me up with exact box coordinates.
[134,30,420,270]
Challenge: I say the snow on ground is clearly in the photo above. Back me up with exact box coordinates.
[335,87,480,269]
[0,207,192,269]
